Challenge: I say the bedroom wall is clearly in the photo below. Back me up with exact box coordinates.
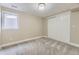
[70,11,79,45]
[1,7,43,45]
[0,7,2,45]
[42,18,48,36]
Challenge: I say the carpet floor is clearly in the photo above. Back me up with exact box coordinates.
[0,37,79,55]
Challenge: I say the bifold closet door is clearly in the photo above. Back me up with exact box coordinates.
[48,17,57,40]
[48,12,70,42]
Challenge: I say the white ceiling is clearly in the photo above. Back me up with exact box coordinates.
[0,3,79,18]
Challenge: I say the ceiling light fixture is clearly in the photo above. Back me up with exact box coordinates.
[38,3,46,10]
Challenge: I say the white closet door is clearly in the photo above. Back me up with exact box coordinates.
[48,17,57,40]
[48,12,70,42]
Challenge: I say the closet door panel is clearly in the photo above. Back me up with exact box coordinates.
[48,17,57,39]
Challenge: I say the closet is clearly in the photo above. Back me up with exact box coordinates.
[48,11,79,46]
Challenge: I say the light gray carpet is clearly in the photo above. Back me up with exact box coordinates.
[0,37,79,55]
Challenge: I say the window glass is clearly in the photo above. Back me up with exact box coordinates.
[2,12,18,29]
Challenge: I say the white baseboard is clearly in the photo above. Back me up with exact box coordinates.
[47,37,79,48]
[1,36,78,49]
[0,36,44,49]
[67,42,79,48]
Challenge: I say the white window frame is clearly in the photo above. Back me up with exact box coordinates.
[2,11,19,30]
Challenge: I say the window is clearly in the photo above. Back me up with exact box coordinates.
[2,11,18,29]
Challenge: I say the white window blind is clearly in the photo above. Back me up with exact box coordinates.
[2,11,18,29]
